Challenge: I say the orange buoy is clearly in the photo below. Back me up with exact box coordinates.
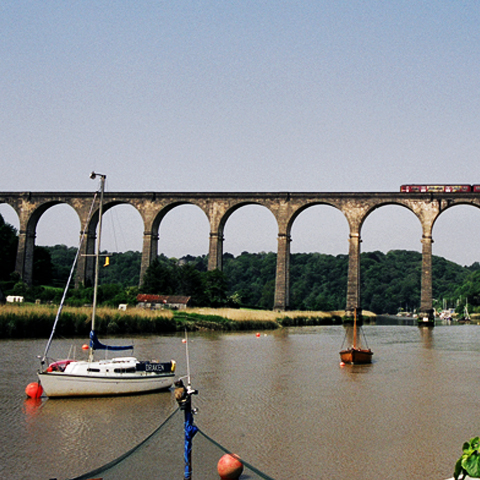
[217,453,244,480]
[25,382,43,399]
[82,344,89,350]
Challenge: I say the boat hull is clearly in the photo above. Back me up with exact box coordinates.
[339,348,373,365]
[38,358,176,397]
[38,371,175,397]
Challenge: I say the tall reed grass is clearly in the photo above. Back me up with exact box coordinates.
[183,307,347,326]
[0,304,176,339]
[0,304,373,339]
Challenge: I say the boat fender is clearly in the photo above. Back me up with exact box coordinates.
[171,360,176,372]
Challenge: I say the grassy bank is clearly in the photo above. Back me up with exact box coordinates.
[0,304,357,339]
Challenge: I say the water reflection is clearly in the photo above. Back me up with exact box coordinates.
[22,398,43,421]
[419,324,434,348]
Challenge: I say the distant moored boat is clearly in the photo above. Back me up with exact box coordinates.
[339,308,373,365]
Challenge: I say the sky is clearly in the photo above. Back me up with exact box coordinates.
[1,1,479,266]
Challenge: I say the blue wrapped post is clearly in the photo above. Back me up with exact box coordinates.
[175,380,198,480]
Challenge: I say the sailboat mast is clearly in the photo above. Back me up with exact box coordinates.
[89,172,106,362]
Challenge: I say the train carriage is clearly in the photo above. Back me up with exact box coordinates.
[400,185,472,193]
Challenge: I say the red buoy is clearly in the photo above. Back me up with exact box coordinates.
[217,453,244,479]
[25,382,43,399]
[256,332,260,337]
[82,344,89,350]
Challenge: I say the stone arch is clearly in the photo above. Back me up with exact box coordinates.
[431,202,480,266]
[360,203,425,314]
[0,203,20,230]
[157,203,210,256]
[99,201,144,253]
[206,200,280,272]
[360,201,424,252]
[77,198,153,287]
[0,203,20,284]
[149,200,210,233]
[35,203,82,248]
[356,200,422,235]
[285,201,346,235]
[288,202,349,253]
[221,203,278,254]
[215,200,279,233]
[346,199,442,318]
[287,203,350,311]
[219,203,279,309]
[139,201,210,283]
[15,200,84,286]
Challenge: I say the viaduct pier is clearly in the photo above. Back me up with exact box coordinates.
[1,190,479,316]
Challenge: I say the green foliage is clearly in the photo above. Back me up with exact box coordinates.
[289,253,348,311]
[452,270,480,313]
[2,232,480,313]
[0,214,18,281]
[223,251,277,308]
[278,314,342,326]
[12,280,28,297]
[46,245,77,287]
[177,263,207,305]
[141,258,229,307]
[98,250,142,286]
[361,250,422,314]
[172,311,278,331]
[203,269,229,307]
[454,437,480,479]
[33,246,53,286]
[358,250,476,314]
[141,255,177,294]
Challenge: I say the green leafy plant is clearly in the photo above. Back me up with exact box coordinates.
[455,437,480,479]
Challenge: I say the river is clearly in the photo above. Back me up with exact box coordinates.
[2,320,479,479]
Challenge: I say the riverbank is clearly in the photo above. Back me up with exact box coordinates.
[0,304,373,339]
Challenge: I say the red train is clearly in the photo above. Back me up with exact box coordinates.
[400,185,480,193]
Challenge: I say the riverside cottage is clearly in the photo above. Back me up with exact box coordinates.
[136,294,191,310]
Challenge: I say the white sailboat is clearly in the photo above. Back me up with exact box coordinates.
[37,172,176,397]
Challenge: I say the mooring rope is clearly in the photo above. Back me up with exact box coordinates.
[68,407,181,480]
[196,427,276,480]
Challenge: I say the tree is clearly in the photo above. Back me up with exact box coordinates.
[177,263,206,306]
[204,269,229,307]
[0,214,18,281]
[33,246,53,286]
[140,256,177,294]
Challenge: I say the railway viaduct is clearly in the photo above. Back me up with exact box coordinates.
[1,190,480,316]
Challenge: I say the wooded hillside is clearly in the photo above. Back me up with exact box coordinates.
[2,215,479,314]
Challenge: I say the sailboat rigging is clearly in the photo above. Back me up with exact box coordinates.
[339,308,373,365]
[37,172,176,397]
